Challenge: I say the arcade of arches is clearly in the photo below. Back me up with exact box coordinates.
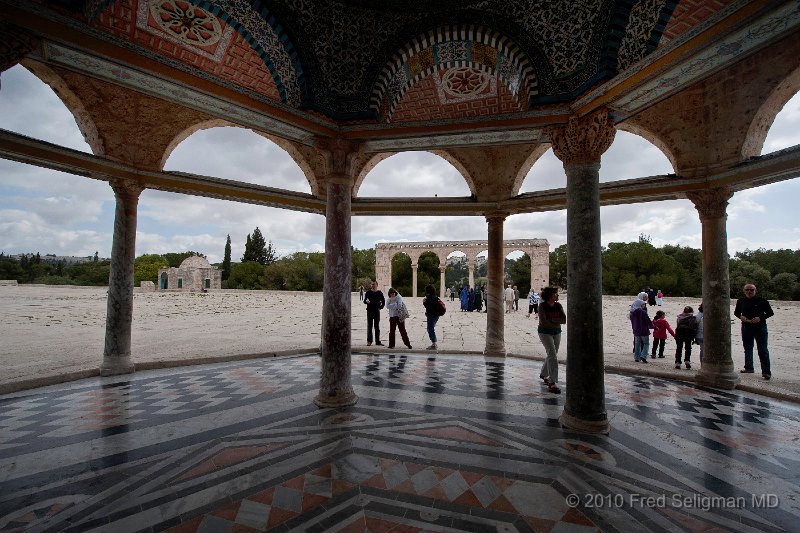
[375,239,549,298]
[2,1,800,437]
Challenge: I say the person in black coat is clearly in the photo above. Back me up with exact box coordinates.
[363,280,385,346]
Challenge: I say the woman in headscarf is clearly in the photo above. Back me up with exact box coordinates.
[460,285,469,311]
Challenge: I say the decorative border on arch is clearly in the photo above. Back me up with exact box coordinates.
[88,0,305,107]
[370,26,537,122]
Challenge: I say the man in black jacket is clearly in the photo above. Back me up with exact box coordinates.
[734,283,774,380]
[364,280,385,346]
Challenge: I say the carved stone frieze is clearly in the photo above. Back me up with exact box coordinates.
[686,188,733,221]
[545,109,616,165]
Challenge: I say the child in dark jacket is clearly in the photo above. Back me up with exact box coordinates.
[651,310,675,359]
[674,306,697,369]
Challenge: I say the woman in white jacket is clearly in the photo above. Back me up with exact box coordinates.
[386,287,413,349]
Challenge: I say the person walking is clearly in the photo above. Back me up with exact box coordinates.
[527,287,540,317]
[504,283,514,313]
[656,289,663,306]
[674,306,697,369]
[513,285,520,311]
[460,285,469,312]
[695,303,704,364]
[651,310,675,359]
[481,284,487,312]
[450,285,456,302]
[537,287,566,394]
[423,284,442,350]
[473,286,483,312]
[358,285,364,302]
[734,283,774,379]
[363,280,385,346]
[630,299,654,363]
[386,287,412,349]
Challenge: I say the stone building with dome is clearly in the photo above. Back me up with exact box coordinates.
[157,255,221,291]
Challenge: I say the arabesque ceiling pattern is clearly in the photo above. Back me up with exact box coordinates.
[80,0,681,120]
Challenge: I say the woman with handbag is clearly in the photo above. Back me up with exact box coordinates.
[386,287,413,349]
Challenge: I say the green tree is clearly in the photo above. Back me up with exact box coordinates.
[769,272,797,300]
[417,252,440,293]
[352,247,376,289]
[163,251,204,268]
[549,244,567,289]
[602,240,682,296]
[445,255,468,288]
[66,260,111,285]
[729,259,772,298]
[505,254,531,296]
[222,234,232,281]
[228,261,267,289]
[134,254,168,286]
[391,253,412,296]
[242,227,273,265]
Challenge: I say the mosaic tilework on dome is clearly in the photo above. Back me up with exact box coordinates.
[1,353,798,532]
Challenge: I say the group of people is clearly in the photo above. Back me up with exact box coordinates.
[363,281,446,351]
[448,284,485,312]
[503,284,521,313]
[629,282,774,380]
[360,279,775,399]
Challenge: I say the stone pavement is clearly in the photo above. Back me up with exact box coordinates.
[0,286,797,403]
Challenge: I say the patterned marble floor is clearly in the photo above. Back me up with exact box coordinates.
[0,353,798,532]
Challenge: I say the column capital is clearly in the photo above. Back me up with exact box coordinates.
[485,211,508,225]
[314,137,363,177]
[110,178,145,199]
[544,108,616,165]
[686,187,733,221]
[439,266,446,273]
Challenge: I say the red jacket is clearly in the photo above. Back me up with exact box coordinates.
[652,318,675,339]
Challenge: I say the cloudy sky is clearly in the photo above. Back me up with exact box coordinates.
[1,64,799,263]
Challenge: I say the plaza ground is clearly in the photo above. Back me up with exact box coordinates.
[1,285,797,401]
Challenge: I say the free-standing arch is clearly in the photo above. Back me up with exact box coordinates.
[376,239,549,298]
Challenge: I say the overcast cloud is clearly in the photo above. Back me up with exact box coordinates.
[1,64,799,263]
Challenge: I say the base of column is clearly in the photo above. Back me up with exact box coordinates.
[483,343,506,357]
[695,364,740,390]
[559,411,610,435]
[314,387,358,408]
[99,356,135,377]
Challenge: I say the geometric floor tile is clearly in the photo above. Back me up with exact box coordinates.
[1,353,798,532]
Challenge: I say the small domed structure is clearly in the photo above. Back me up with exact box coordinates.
[157,255,221,291]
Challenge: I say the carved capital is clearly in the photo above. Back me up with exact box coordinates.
[545,109,616,165]
[485,211,508,226]
[0,22,41,73]
[686,188,733,221]
[314,137,363,177]
[110,177,145,200]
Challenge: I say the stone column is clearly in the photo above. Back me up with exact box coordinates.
[688,188,740,389]
[411,263,418,297]
[101,178,144,376]
[468,264,475,289]
[439,266,446,297]
[484,212,507,356]
[315,174,357,408]
[546,110,615,434]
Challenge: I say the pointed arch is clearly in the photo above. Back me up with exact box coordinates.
[20,60,104,156]
[371,25,537,122]
[746,64,800,158]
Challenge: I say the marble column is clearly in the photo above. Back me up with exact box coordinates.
[315,174,357,408]
[468,265,475,289]
[484,212,507,356]
[411,263,418,297]
[439,266,446,298]
[101,178,144,376]
[546,110,615,434]
[688,188,740,389]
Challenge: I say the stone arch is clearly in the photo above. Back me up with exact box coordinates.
[512,144,550,196]
[376,239,548,298]
[354,151,476,197]
[615,122,678,174]
[19,60,104,156]
[370,25,536,122]
[161,120,317,193]
[745,63,800,158]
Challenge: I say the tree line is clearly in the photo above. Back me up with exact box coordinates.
[3,233,798,300]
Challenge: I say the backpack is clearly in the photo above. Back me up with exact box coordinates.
[675,314,697,338]
[436,298,447,316]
